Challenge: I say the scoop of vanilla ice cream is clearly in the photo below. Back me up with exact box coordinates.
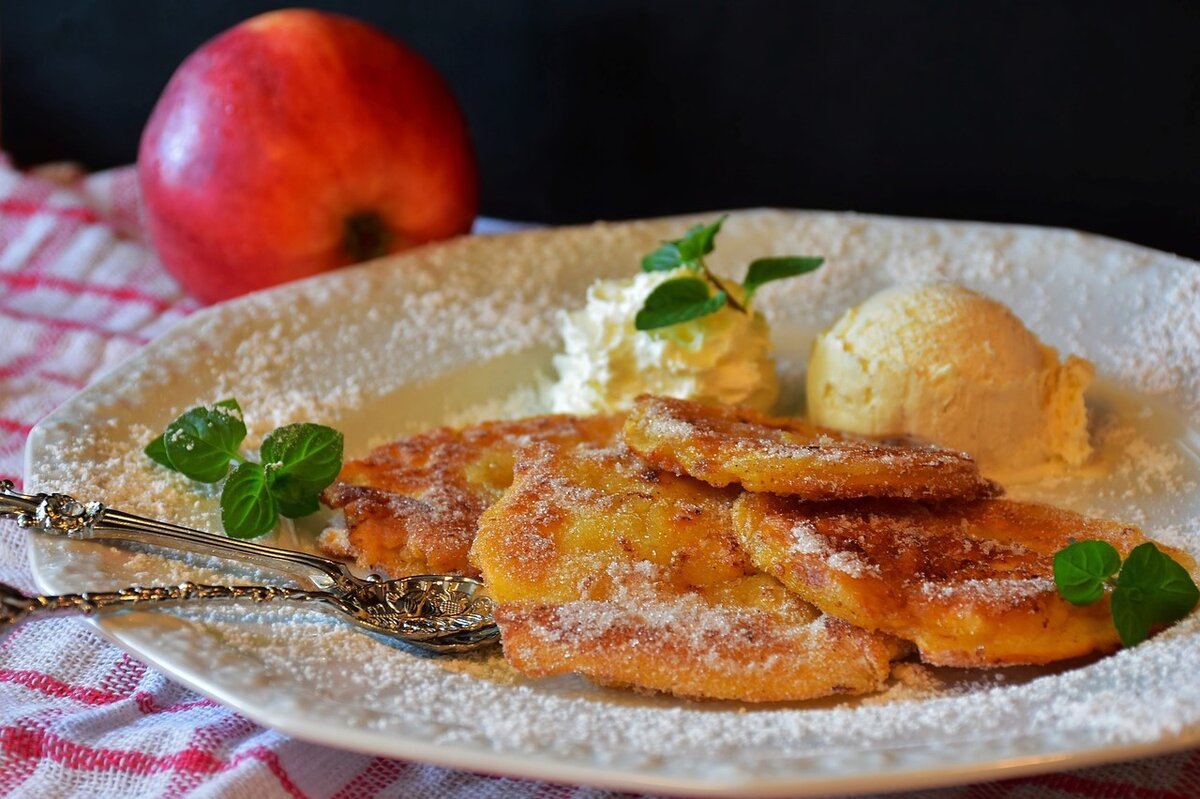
[806,281,1093,474]
[548,268,778,414]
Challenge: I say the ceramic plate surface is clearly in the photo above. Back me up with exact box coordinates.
[25,210,1200,797]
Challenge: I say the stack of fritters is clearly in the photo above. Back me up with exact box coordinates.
[469,441,907,701]
[625,395,1166,668]
[320,394,1187,702]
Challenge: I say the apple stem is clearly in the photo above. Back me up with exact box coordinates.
[343,211,392,262]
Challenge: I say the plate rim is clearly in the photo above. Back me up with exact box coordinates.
[23,607,1200,799]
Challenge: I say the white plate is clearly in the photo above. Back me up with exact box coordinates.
[25,210,1200,797]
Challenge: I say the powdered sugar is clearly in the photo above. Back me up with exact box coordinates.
[787,521,828,555]
[825,550,877,579]
[920,576,1057,602]
[23,212,1200,794]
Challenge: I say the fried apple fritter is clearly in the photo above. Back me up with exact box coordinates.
[624,395,1001,501]
[470,442,907,701]
[733,492,1190,667]
[319,414,623,577]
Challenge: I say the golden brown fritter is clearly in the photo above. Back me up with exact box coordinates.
[624,395,1001,502]
[470,441,907,701]
[733,492,1186,667]
[319,414,623,577]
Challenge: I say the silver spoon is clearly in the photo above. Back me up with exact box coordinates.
[0,480,498,652]
[0,577,498,652]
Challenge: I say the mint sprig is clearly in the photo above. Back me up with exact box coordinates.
[1053,540,1199,646]
[144,400,343,539]
[635,216,824,330]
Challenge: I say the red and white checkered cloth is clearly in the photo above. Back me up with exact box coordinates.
[2,158,1200,799]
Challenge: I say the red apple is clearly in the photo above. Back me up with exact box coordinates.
[138,9,477,304]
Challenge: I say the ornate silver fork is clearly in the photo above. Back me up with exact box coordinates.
[0,480,498,652]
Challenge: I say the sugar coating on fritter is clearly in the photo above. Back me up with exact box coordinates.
[319,414,623,577]
[470,441,906,702]
[624,394,1001,501]
[733,493,1184,667]
[495,581,898,703]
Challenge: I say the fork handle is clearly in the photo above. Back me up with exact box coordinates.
[0,580,331,632]
[0,480,352,589]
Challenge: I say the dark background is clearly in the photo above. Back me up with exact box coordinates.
[5,1,1200,259]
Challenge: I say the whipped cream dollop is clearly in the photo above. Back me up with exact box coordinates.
[548,268,778,414]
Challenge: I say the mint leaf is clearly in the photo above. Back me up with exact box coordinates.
[220,462,278,538]
[635,277,728,330]
[1110,586,1153,647]
[161,399,247,483]
[674,216,726,263]
[1119,543,1200,620]
[144,435,172,469]
[261,423,343,519]
[642,242,684,273]
[269,479,321,519]
[743,256,824,299]
[1112,542,1200,645]
[1053,540,1121,606]
[261,423,343,491]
